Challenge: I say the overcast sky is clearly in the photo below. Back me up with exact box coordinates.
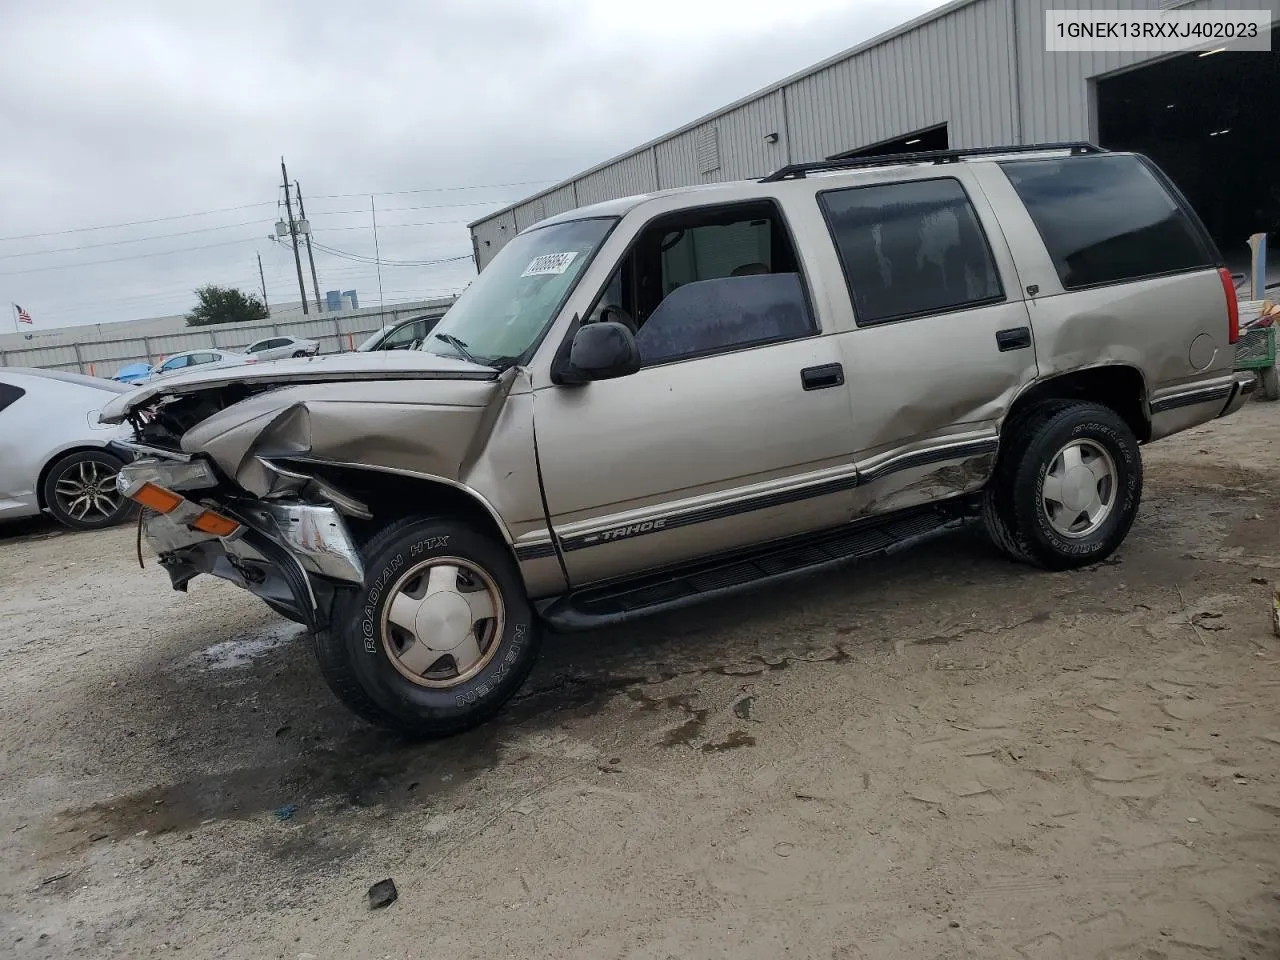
[0,0,942,331]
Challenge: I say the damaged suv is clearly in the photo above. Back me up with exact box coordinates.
[102,143,1255,737]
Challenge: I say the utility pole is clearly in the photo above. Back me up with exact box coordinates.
[279,157,309,315]
[257,252,270,315]
[294,180,324,313]
[371,195,385,308]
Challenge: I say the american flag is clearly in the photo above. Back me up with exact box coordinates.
[14,304,32,325]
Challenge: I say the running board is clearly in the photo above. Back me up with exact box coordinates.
[536,498,981,632]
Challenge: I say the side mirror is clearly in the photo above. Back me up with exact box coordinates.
[555,321,641,385]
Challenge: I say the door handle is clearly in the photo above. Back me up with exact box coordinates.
[801,363,845,391]
[995,327,1032,352]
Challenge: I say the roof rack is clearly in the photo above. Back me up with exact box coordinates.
[759,141,1106,182]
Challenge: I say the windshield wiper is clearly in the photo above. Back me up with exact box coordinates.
[434,333,482,366]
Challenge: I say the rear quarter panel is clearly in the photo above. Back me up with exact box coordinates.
[970,162,1234,441]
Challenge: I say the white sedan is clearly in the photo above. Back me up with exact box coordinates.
[138,349,256,384]
[0,368,137,530]
[243,335,320,361]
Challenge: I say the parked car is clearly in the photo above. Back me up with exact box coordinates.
[136,349,256,384]
[244,335,320,361]
[102,143,1254,738]
[0,368,137,530]
[355,314,441,352]
[113,362,153,384]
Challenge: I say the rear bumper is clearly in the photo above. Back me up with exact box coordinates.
[1148,373,1256,441]
[1217,373,1257,419]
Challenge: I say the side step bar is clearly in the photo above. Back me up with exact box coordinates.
[536,498,981,632]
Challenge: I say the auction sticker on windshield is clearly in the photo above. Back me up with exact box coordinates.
[522,252,579,277]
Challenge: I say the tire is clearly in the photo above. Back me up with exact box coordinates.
[292,350,308,358]
[983,401,1142,571]
[42,449,135,531]
[314,516,539,738]
[1260,364,1279,402]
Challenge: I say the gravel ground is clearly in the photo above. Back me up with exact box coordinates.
[2,400,1280,960]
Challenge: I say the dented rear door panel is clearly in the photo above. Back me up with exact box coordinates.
[797,166,1040,518]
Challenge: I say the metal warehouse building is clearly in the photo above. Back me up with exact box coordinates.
[470,0,1279,270]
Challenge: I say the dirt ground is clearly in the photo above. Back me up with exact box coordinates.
[3,401,1280,960]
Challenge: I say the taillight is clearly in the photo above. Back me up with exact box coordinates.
[1219,267,1240,344]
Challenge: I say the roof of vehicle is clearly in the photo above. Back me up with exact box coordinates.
[163,348,245,359]
[532,142,1113,233]
[0,366,136,394]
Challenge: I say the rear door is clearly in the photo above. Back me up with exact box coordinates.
[809,171,1040,517]
[0,379,32,517]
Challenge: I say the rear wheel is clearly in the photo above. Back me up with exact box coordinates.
[314,516,539,738]
[42,450,134,531]
[1259,364,1279,402]
[292,350,309,358]
[983,401,1142,570]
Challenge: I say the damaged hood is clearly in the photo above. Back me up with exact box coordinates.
[99,349,498,424]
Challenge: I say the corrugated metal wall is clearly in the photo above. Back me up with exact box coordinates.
[575,150,660,206]
[786,0,1017,158]
[473,0,1278,268]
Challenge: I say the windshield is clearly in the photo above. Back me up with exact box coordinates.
[356,325,396,351]
[423,216,616,366]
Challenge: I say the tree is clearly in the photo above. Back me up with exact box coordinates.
[185,284,268,327]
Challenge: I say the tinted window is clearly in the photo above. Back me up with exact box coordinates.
[247,341,266,352]
[161,355,189,370]
[0,381,25,415]
[1000,154,1213,290]
[189,353,219,365]
[819,178,1004,325]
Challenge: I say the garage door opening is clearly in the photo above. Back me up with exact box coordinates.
[1096,33,1280,282]
[828,123,948,161]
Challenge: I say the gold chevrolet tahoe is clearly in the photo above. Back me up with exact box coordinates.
[100,143,1256,737]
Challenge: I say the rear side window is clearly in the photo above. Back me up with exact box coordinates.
[1000,153,1213,290]
[0,381,25,415]
[818,178,1004,326]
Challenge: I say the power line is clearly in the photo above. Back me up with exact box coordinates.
[307,240,472,267]
[0,218,272,260]
[0,236,260,276]
[318,219,475,232]
[0,179,561,244]
[0,202,275,243]
[309,178,559,200]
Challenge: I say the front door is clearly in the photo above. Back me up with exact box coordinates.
[532,199,859,586]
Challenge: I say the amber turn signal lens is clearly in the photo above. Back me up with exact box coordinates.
[190,510,240,538]
[131,482,183,514]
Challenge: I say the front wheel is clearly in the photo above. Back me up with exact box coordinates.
[42,449,135,531]
[314,516,540,738]
[983,401,1142,570]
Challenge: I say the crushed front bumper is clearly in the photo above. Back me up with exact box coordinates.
[116,456,366,631]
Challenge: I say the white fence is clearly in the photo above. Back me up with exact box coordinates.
[0,297,458,377]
